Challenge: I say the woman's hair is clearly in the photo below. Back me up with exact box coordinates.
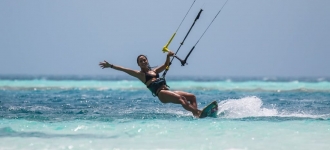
[137,55,155,70]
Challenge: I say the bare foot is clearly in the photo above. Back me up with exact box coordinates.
[193,110,202,118]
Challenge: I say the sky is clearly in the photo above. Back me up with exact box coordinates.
[1,0,329,78]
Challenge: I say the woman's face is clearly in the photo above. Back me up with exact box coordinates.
[138,56,148,68]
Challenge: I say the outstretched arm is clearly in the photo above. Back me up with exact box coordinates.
[155,51,174,73]
[99,60,141,79]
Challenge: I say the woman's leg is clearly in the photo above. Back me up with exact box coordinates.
[157,90,201,117]
[173,91,198,109]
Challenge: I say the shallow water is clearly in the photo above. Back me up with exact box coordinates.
[0,76,329,150]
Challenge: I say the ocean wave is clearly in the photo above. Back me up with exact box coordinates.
[1,79,330,92]
[1,75,330,82]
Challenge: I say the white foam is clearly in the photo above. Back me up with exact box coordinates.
[217,96,330,119]
[218,96,278,118]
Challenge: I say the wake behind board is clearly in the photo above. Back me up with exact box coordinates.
[199,101,218,118]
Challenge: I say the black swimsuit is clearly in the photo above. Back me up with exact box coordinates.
[144,71,159,84]
[144,71,167,97]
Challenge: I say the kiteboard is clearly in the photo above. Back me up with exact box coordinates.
[199,100,218,118]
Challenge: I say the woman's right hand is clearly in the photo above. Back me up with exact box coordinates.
[99,60,111,69]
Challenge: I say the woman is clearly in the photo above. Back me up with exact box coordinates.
[99,51,201,117]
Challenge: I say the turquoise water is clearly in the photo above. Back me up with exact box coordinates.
[0,76,330,150]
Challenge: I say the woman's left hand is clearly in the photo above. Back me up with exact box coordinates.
[167,51,174,57]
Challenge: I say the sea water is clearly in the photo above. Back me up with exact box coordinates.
[0,75,329,150]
